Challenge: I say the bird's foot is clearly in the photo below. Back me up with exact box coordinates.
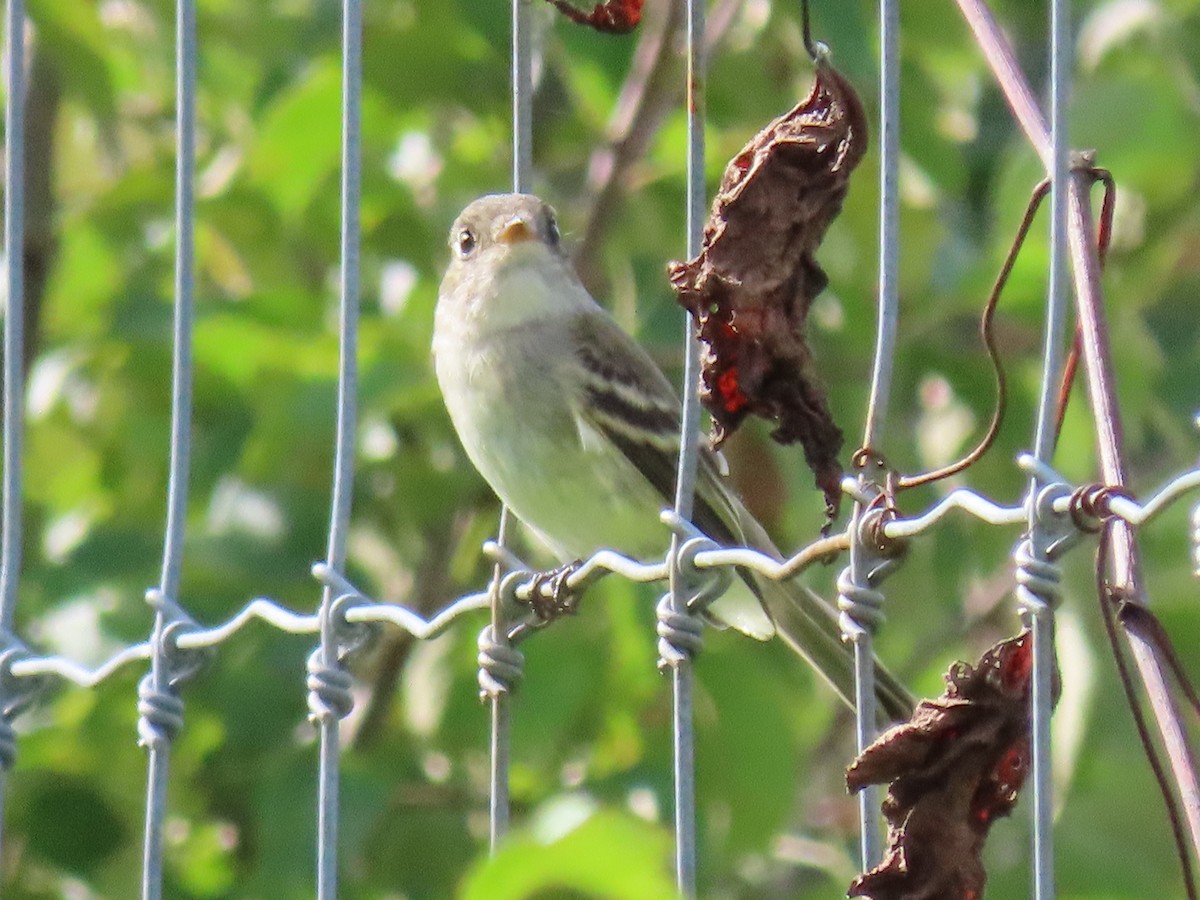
[525,559,584,623]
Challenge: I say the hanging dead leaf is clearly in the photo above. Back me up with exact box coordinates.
[845,630,1057,900]
[668,56,867,517]
[542,0,643,34]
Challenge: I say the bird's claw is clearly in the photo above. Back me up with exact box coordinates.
[525,559,585,623]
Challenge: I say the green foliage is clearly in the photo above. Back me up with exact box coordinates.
[4,0,1200,896]
[463,806,675,900]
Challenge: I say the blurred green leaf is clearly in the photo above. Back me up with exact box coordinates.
[461,807,674,900]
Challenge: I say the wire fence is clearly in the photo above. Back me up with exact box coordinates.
[2,0,1200,897]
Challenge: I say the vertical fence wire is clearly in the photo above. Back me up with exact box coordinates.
[487,0,533,854]
[314,0,361,895]
[1022,0,1072,894]
[512,0,533,194]
[842,0,901,870]
[861,0,899,454]
[487,507,511,852]
[140,1,195,896]
[0,0,23,636]
[664,0,706,893]
[0,0,25,861]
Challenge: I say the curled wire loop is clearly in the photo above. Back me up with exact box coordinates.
[326,590,376,660]
[311,565,377,657]
[145,588,212,683]
[1068,482,1135,535]
[677,535,734,614]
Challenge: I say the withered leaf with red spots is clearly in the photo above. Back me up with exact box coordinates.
[668,56,867,517]
[542,0,643,34]
[845,631,1058,900]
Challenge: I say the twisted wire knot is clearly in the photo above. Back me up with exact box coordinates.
[1014,537,1064,618]
[136,593,210,752]
[137,672,186,751]
[0,639,43,770]
[1013,477,1088,622]
[836,566,886,638]
[836,498,903,640]
[303,589,375,726]
[477,624,525,701]
[656,594,703,671]
[306,648,354,725]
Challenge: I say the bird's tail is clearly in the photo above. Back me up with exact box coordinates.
[723,505,915,726]
[749,571,915,726]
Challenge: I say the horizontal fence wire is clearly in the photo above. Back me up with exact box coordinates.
[0,0,1199,896]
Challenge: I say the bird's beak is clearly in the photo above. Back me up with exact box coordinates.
[496,216,535,245]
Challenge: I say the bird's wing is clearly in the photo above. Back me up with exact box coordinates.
[566,311,778,639]
[564,314,913,719]
[567,311,738,546]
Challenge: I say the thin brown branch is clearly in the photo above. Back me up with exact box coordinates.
[952,0,1050,165]
[954,0,1200,860]
[572,0,747,293]
[573,0,682,292]
[1097,525,1198,900]
[350,513,464,750]
[897,178,1050,491]
[22,46,59,376]
[1066,165,1200,855]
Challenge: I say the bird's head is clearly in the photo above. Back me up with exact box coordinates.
[447,193,564,266]
[438,193,589,332]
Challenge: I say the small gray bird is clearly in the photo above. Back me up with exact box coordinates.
[434,193,913,723]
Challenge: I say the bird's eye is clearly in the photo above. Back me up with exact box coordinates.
[546,215,561,248]
[457,228,477,256]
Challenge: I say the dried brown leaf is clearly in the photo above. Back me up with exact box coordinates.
[846,631,1056,900]
[543,0,643,34]
[669,57,868,517]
